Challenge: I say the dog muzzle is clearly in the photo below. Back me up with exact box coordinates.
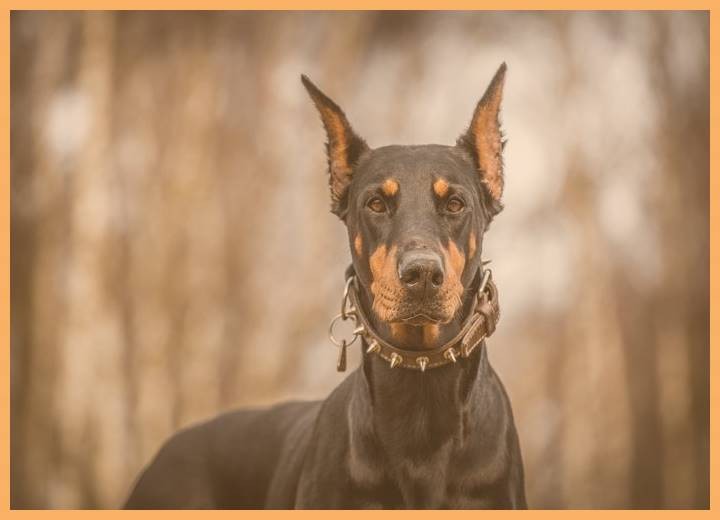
[328,265,500,372]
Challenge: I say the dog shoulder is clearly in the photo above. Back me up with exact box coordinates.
[124,401,322,508]
[123,419,217,508]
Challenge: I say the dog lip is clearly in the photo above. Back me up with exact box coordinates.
[399,313,442,325]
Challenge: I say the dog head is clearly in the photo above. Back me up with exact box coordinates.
[303,64,506,349]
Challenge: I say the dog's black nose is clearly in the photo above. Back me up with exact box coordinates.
[398,251,444,295]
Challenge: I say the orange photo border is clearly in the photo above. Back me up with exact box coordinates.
[1,1,716,515]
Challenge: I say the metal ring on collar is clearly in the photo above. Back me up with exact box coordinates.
[328,313,361,348]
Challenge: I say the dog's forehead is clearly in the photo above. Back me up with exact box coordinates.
[355,144,474,187]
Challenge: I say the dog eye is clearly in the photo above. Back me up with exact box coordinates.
[445,197,465,213]
[367,197,387,213]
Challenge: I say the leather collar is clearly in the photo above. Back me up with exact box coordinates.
[330,266,500,372]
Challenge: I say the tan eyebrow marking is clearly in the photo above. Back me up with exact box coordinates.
[433,178,449,198]
[468,232,477,260]
[354,233,363,256]
[381,178,399,197]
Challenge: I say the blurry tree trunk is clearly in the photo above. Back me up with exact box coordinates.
[11,12,76,507]
[55,12,125,507]
[648,13,709,507]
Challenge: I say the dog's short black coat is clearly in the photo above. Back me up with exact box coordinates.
[124,64,527,509]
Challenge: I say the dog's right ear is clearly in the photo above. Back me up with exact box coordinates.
[457,63,507,216]
[302,75,369,219]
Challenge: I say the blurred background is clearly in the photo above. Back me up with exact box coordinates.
[10,10,709,509]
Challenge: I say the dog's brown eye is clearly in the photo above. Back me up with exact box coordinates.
[367,197,387,213]
[446,197,465,213]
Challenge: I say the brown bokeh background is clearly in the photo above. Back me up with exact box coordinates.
[10,11,709,509]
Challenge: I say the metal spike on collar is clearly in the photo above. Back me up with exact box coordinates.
[366,340,380,354]
[417,356,429,372]
[389,352,403,369]
[444,347,458,363]
[353,324,366,336]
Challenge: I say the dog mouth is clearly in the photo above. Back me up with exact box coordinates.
[399,312,443,326]
[393,301,456,325]
[371,283,463,326]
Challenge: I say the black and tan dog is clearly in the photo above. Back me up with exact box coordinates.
[125,63,526,509]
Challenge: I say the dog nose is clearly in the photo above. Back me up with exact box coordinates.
[398,250,444,295]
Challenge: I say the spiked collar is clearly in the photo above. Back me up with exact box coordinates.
[329,265,500,372]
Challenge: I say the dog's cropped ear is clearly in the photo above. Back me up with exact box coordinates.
[301,75,369,219]
[457,63,507,213]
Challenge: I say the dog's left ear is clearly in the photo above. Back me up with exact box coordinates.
[457,63,507,213]
[302,75,369,219]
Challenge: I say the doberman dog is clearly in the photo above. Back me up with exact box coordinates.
[124,63,527,509]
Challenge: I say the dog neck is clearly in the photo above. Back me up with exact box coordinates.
[354,338,490,460]
[353,278,489,442]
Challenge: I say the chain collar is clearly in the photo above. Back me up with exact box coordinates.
[329,265,500,372]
